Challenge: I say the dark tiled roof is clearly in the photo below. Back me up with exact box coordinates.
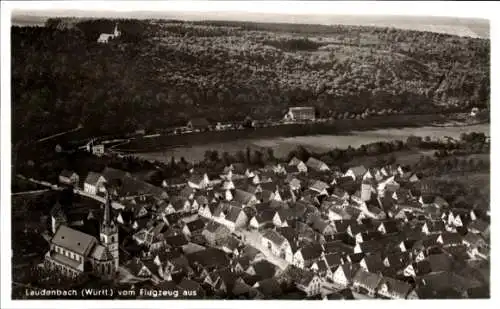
[353,269,382,290]
[299,243,323,261]
[51,225,97,256]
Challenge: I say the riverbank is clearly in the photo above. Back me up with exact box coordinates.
[129,123,489,164]
[115,114,451,153]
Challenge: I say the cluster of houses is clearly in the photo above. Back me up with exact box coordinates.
[51,154,490,299]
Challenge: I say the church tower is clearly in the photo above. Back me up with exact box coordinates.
[100,192,119,271]
[113,23,121,37]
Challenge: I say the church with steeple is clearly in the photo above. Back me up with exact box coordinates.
[44,192,119,279]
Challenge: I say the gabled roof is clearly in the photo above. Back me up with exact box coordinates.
[336,263,360,281]
[310,180,329,193]
[188,118,210,128]
[306,157,329,171]
[324,253,343,268]
[233,189,256,205]
[379,220,400,234]
[384,251,411,269]
[60,169,77,178]
[353,269,382,290]
[409,260,432,276]
[90,244,114,261]
[220,235,241,251]
[179,186,196,199]
[262,229,287,246]
[438,232,462,245]
[204,221,230,234]
[186,219,206,233]
[253,209,276,224]
[347,165,367,178]
[298,243,323,261]
[468,219,490,233]
[51,225,97,256]
[102,167,131,182]
[284,165,300,174]
[378,276,412,298]
[289,157,304,166]
[188,173,207,184]
[361,253,384,273]
[323,240,353,255]
[187,248,229,269]
[165,233,188,247]
[84,172,103,186]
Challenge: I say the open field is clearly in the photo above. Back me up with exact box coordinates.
[133,123,489,163]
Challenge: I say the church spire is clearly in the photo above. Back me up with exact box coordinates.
[103,190,112,228]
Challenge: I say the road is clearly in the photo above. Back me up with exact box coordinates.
[235,228,290,271]
[11,189,50,196]
[16,175,126,210]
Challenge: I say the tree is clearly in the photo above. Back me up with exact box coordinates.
[222,152,232,166]
[406,135,423,148]
[266,148,275,163]
[245,147,252,164]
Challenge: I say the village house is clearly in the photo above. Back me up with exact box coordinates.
[403,260,432,278]
[293,243,324,269]
[186,118,211,132]
[202,221,231,246]
[332,263,360,287]
[187,173,210,189]
[288,157,308,173]
[249,209,276,229]
[359,253,384,273]
[295,271,323,296]
[218,235,242,256]
[182,219,206,238]
[309,180,330,195]
[352,269,383,297]
[422,220,446,235]
[306,157,330,172]
[261,229,294,262]
[310,259,329,277]
[232,189,259,206]
[59,170,80,187]
[212,202,248,231]
[344,165,367,181]
[467,219,490,239]
[83,172,106,195]
[377,276,413,299]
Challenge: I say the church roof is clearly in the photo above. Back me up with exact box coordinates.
[90,244,114,261]
[51,225,97,256]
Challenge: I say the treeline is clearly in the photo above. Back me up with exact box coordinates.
[263,38,324,51]
[11,19,490,143]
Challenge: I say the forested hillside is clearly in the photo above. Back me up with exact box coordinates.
[11,18,490,142]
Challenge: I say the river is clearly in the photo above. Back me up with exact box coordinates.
[132,124,489,164]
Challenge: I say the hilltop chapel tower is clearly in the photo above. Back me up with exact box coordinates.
[100,192,119,270]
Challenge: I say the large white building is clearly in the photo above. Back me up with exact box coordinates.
[283,107,316,121]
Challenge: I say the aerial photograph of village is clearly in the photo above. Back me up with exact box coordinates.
[8,3,490,301]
